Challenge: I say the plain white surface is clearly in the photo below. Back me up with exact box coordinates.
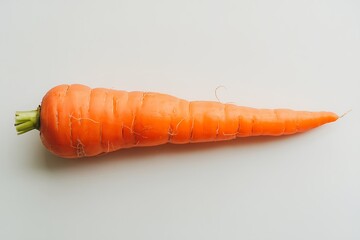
[1,0,360,239]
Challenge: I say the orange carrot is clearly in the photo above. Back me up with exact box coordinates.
[15,84,338,158]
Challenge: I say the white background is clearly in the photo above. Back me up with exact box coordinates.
[1,0,359,239]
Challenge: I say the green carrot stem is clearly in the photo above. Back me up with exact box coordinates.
[14,106,40,134]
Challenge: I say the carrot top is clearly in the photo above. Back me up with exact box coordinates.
[14,106,41,135]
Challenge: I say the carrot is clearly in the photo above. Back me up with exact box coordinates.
[15,84,339,158]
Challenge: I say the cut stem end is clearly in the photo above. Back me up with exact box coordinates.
[15,106,41,135]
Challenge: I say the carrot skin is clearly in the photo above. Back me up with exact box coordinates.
[39,84,338,158]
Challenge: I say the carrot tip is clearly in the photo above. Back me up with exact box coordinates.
[14,106,41,135]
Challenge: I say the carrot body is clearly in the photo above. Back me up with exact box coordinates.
[37,84,338,158]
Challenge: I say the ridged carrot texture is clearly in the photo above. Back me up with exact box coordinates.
[15,84,338,158]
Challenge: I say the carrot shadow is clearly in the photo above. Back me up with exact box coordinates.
[30,132,307,172]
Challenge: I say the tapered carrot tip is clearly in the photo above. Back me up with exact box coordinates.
[293,111,338,133]
[14,84,341,158]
